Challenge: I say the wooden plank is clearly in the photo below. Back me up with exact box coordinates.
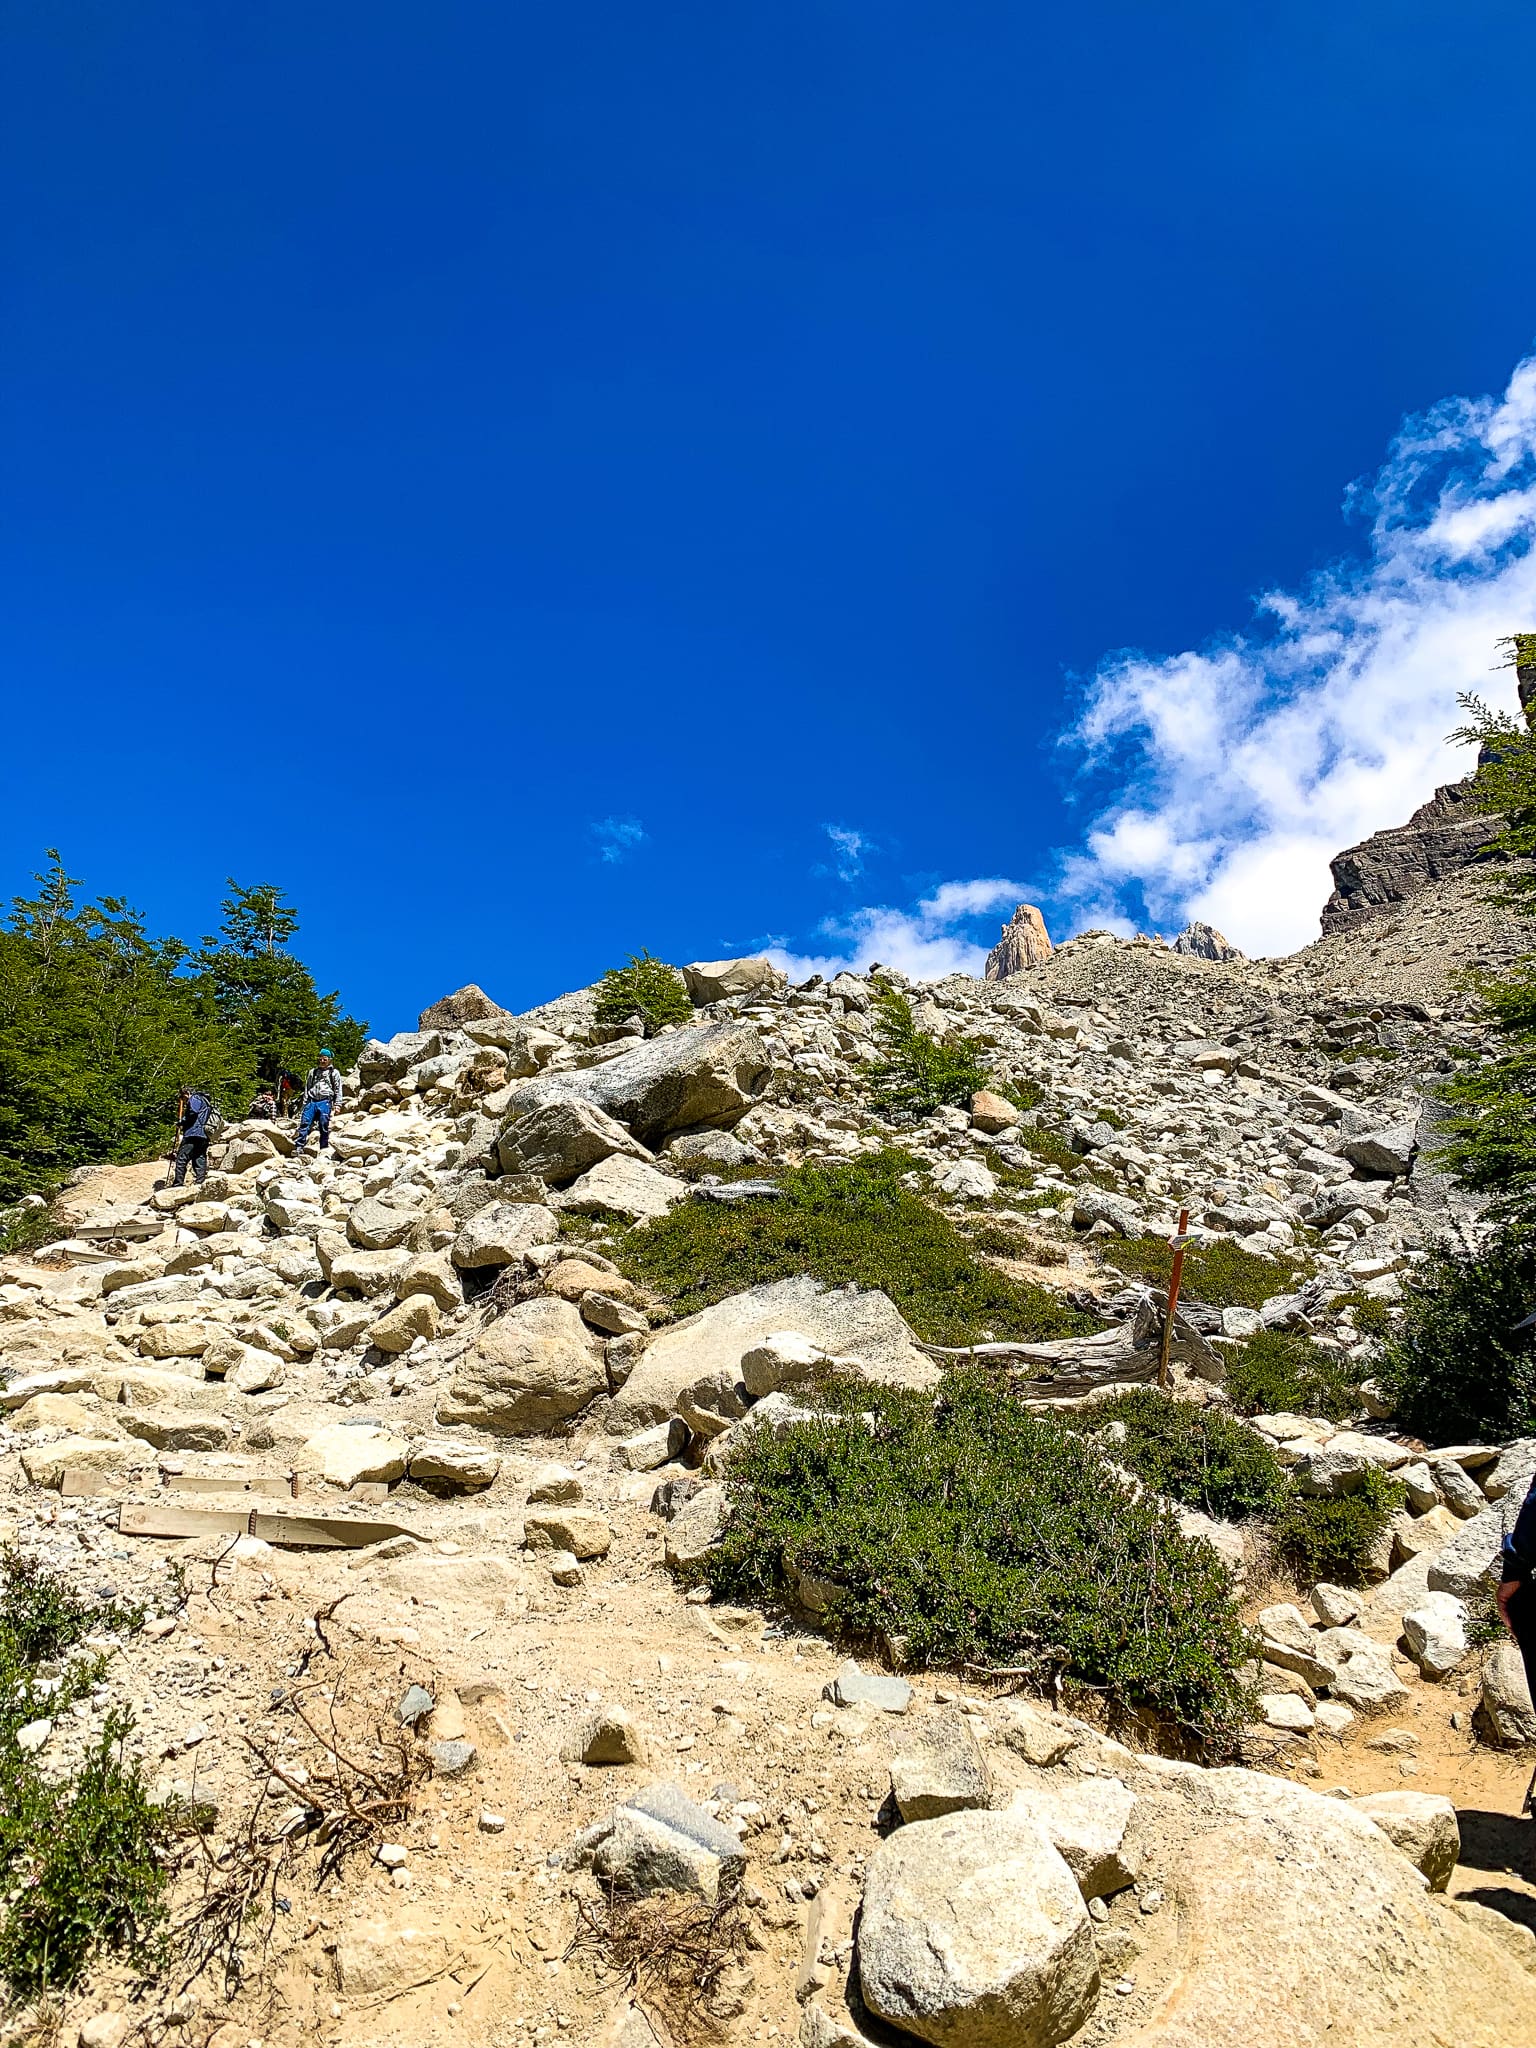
[120,1502,253,1539]
[248,1511,415,1550]
[60,1469,119,1498]
[164,1473,296,1499]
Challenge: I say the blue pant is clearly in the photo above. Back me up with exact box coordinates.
[295,1099,332,1152]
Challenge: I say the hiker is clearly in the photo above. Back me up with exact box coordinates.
[293,1049,343,1158]
[172,1086,215,1186]
[248,1086,277,1121]
[1498,1468,1536,1799]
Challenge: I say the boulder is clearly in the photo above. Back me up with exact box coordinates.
[497,1098,655,1186]
[394,1250,461,1310]
[1350,1790,1460,1891]
[20,1437,156,1489]
[438,1298,604,1435]
[502,1021,771,1149]
[295,1424,408,1488]
[933,1159,997,1201]
[608,1278,934,1435]
[1430,1455,1489,1519]
[1401,1592,1469,1680]
[524,1508,612,1560]
[681,957,785,1005]
[662,1130,759,1169]
[329,1248,412,1298]
[1477,1642,1536,1745]
[369,1294,440,1355]
[138,1321,216,1360]
[969,1090,1018,1135]
[1427,1506,1503,1600]
[857,1809,1099,2048]
[610,1419,690,1471]
[1338,1124,1417,1179]
[663,1483,727,1569]
[825,1661,912,1714]
[993,1702,1076,1769]
[228,1350,286,1395]
[347,1198,419,1251]
[1007,1775,1141,1900]
[451,1201,560,1269]
[675,1366,749,1439]
[890,1712,994,1822]
[551,1156,687,1225]
[1255,1605,1338,1690]
[528,1461,583,1502]
[1318,1629,1410,1714]
[590,1783,747,1904]
[406,1439,501,1490]
[571,1706,649,1766]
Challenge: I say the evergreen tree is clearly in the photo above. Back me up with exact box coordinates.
[197,881,365,1085]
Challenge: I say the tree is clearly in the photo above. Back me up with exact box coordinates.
[863,981,992,1116]
[592,952,692,1035]
[196,881,365,1085]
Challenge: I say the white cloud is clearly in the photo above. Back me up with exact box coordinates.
[822,824,870,882]
[1055,350,1536,954]
[590,815,646,864]
[769,877,1026,983]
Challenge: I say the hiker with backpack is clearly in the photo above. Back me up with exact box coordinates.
[171,1086,219,1186]
[293,1049,343,1158]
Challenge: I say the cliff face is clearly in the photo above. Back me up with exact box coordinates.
[984,903,1053,980]
[1319,779,1503,934]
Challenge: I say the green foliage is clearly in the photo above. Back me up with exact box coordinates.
[1107,1233,1299,1309]
[997,1077,1044,1112]
[196,879,366,1088]
[1376,1222,1536,1442]
[593,952,693,1034]
[863,983,992,1117]
[618,1149,1096,1345]
[1009,1122,1080,1172]
[1436,692,1536,1223]
[1336,1293,1392,1339]
[1223,1329,1363,1425]
[0,1553,168,1995]
[1272,1467,1404,1588]
[0,855,365,1204]
[1071,1389,1288,1521]
[699,1370,1255,1745]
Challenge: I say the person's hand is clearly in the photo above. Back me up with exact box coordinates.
[1497,1576,1522,1638]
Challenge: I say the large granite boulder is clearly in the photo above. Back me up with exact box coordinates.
[501,1022,770,1149]
[496,1098,654,1185]
[681,957,785,1005]
[418,984,510,1031]
[437,1298,604,1434]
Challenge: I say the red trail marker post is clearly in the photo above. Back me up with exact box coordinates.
[1158,1206,1192,1391]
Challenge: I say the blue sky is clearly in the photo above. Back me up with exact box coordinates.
[5,3,1536,1030]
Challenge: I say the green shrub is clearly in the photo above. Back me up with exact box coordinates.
[1224,1330,1362,1425]
[0,1201,55,1259]
[619,1151,1095,1346]
[863,983,992,1116]
[593,951,693,1034]
[0,1553,168,1995]
[1107,1234,1300,1309]
[1010,1122,1080,1172]
[1376,1222,1536,1442]
[1335,1292,1392,1339]
[701,1370,1255,1745]
[1071,1390,1287,1521]
[998,1077,1044,1112]
[1271,1467,1403,1587]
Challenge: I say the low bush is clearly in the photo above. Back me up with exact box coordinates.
[1223,1330,1362,1424]
[1010,1122,1080,1172]
[593,952,693,1035]
[1271,1467,1403,1587]
[1107,1233,1300,1310]
[619,1150,1095,1346]
[1071,1389,1288,1521]
[0,1202,55,1260]
[863,984,992,1116]
[700,1370,1255,1745]
[1376,1222,1536,1442]
[0,1552,169,1995]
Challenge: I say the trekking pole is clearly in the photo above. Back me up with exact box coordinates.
[1158,1207,1192,1390]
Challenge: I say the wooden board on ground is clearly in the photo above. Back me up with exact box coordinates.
[248,1510,415,1549]
[164,1473,296,1499]
[120,1502,252,1539]
[60,1469,121,1498]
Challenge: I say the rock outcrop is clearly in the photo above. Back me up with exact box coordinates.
[984,904,1053,981]
[417,983,511,1031]
[1320,779,1503,934]
[1171,921,1243,962]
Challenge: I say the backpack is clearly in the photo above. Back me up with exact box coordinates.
[205,1101,228,1142]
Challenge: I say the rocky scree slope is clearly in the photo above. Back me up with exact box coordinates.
[1,900,1535,2047]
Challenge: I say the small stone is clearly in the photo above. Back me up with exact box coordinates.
[527,1462,583,1504]
[429,1740,478,1778]
[16,1718,51,1753]
[397,1684,436,1727]
[377,1843,408,1869]
[824,1661,912,1714]
[575,1706,649,1767]
[548,1550,583,1586]
[479,1808,506,1832]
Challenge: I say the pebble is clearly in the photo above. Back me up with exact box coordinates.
[479,1809,506,1832]
[377,1843,408,1869]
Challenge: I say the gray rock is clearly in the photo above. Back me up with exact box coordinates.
[573,1706,649,1766]
[450,1201,559,1269]
[824,1661,911,1714]
[1339,1124,1417,1178]
[437,1297,605,1434]
[663,1483,727,1569]
[1399,1460,1441,1514]
[1319,1629,1411,1714]
[1430,1457,1488,1519]
[429,1740,478,1778]
[610,1419,690,1471]
[347,1197,419,1250]
[857,1808,1100,2048]
[662,1130,759,1169]
[1320,778,1501,934]
[1006,1776,1141,1900]
[398,1684,435,1727]
[496,1098,655,1186]
[502,1021,771,1149]
[1310,1583,1364,1629]
[890,1712,994,1822]
[675,1366,750,1439]
[1256,1605,1339,1689]
[592,1782,747,1903]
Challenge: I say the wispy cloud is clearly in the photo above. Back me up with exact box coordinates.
[1053,351,1536,955]
[821,824,870,883]
[769,877,1026,983]
[590,815,646,864]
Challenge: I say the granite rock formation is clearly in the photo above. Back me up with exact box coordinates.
[1320,780,1503,935]
[984,903,1054,981]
